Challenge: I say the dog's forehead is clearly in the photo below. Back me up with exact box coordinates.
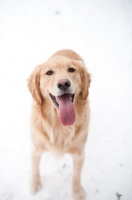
[45,56,72,69]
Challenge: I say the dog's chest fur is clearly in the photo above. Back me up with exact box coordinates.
[31,102,89,157]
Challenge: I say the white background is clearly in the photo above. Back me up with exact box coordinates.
[0,0,132,199]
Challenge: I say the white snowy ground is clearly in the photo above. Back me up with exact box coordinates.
[0,0,132,200]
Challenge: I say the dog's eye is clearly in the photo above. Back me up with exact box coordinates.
[68,68,75,73]
[46,70,53,75]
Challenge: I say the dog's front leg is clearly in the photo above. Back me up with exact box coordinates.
[72,152,85,200]
[30,150,42,194]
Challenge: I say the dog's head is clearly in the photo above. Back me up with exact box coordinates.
[28,56,91,126]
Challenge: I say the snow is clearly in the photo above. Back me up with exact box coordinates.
[0,0,132,199]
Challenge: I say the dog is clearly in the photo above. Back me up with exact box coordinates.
[28,49,91,200]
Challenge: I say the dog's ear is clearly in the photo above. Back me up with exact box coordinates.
[80,66,91,100]
[28,68,43,105]
[72,60,91,100]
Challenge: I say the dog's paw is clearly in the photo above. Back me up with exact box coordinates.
[73,186,85,200]
[30,179,42,194]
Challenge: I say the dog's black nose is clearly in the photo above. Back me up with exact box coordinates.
[57,79,71,91]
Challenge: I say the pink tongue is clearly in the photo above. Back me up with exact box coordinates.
[58,94,75,126]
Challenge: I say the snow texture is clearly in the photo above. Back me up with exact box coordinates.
[0,0,132,199]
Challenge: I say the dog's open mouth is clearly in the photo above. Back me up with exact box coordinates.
[50,93,74,108]
[49,93,75,126]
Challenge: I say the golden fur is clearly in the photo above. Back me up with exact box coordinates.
[28,49,91,200]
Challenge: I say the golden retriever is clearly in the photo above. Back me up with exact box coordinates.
[28,49,91,200]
